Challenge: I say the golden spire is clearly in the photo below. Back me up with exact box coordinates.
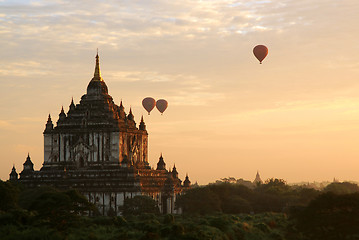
[93,49,102,81]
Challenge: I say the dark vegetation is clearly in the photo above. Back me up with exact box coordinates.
[176,178,319,214]
[1,179,359,239]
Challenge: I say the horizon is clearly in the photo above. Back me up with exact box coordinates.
[1,0,359,185]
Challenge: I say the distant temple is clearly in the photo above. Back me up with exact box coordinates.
[9,53,191,215]
[253,171,262,184]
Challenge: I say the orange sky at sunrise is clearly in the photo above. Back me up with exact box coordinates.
[1,0,359,184]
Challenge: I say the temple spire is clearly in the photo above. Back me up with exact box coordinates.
[184,173,191,188]
[58,106,66,122]
[253,170,262,184]
[118,100,125,119]
[44,113,53,133]
[23,153,34,172]
[139,115,146,130]
[69,97,75,111]
[156,153,166,170]
[9,164,18,181]
[128,107,134,121]
[93,50,102,81]
[172,164,178,178]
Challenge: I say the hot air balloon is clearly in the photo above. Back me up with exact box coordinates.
[142,97,156,115]
[253,45,268,64]
[156,99,168,115]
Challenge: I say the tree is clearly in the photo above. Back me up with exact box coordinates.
[0,181,19,211]
[260,178,289,194]
[209,183,253,214]
[18,187,97,227]
[293,192,359,239]
[324,182,359,195]
[122,195,159,216]
[176,187,221,215]
[252,179,291,212]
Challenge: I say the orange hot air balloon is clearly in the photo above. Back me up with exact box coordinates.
[156,99,168,115]
[253,45,268,64]
[142,97,156,115]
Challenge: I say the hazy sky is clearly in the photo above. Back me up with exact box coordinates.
[1,0,359,184]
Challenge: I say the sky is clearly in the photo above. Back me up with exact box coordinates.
[1,0,359,184]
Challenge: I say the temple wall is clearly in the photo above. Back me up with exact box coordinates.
[111,132,120,162]
[44,134,52,163]
[86,191,143,216]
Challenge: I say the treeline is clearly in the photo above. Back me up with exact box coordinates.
[0,181,98,229]
[1,179,359,239]
[176,179,359,239]
[176,178,359,214]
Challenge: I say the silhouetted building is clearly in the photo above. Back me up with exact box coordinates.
[253,171,262,184]
[10,53,190,215]
[183,174,191,188]
[9,165,18,181]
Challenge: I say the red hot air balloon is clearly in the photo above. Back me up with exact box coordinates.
[156,99,168,115]
[253,45,268,64]
[142,97,156,115]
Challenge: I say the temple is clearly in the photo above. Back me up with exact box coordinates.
[10,53,191,215]
[253,171,262,184]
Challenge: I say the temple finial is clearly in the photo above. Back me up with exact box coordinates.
[94,50,102,80]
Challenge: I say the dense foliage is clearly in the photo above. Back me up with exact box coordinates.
[0,210,289,239]
[122,195,160,216]
[176,179,321,214]
[1,179,359,239]
[289,192,359,240]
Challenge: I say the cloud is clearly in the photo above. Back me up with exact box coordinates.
[0,0,302,49]
[0,120,13,130]
[1,0,357,110]
[106,70,176,83]
[170,91,225,106]
[0,0,356,66]
[106,70,225,106]
[204,97,359,134]
[0,61,53,77]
